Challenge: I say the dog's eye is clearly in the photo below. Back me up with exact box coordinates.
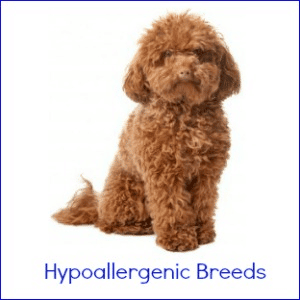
[163,50,172,58]
[194,49,215,63]
[201,51,214,63]
[193,48,203,55]
[154,50,172,67]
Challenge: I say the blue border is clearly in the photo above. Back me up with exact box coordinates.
[0,1,299,300]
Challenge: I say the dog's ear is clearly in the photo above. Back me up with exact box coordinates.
[215,47,240,101]
[123,56,150,104]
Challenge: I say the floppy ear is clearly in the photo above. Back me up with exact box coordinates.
[123,57,150,104]
[215,47,241,101]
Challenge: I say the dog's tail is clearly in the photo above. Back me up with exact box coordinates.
[52,177,99,225]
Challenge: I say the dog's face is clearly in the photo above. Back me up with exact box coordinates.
[146,49,221,104]
[124,13,240,105]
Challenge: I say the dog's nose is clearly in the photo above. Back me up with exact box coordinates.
[178,68,192,80]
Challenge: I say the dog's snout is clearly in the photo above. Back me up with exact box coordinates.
[178,68,192,80]
[179,69,190,76]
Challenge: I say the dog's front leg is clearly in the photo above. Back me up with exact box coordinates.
[144,168,198,252]
[190,175,218,245]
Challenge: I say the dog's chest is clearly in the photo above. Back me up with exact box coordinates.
[135,105,230,176]
[159,109,230,174]
[174,115,214,163]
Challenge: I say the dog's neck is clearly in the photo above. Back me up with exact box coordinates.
[148,94,220,117]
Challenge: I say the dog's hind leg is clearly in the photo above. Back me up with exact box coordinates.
[95,158,153,235]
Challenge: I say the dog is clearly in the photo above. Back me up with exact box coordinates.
[53,12,240,252]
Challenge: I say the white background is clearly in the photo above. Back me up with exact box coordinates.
[2,1,299,299]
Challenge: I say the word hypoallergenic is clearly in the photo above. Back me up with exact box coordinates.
[45,262,266,284]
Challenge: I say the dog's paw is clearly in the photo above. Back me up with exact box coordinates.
[197,228,216,245]
[156,228,198,252]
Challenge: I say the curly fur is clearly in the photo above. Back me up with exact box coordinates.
[53,12,240,252]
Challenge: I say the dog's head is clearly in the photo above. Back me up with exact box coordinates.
[123,12,240,105]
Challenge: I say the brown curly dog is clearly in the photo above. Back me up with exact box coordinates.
[53,12,240,252]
